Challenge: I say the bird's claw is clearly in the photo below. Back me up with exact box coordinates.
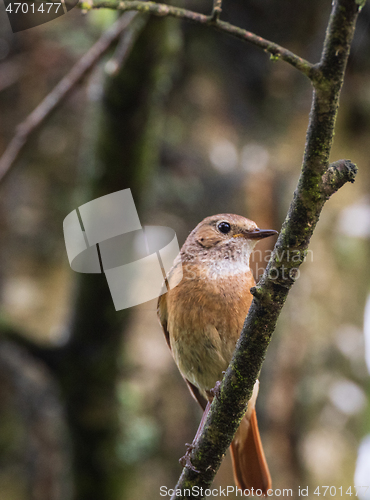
[179,443,200,473]
[185,442,195,452]
[210,380,222,399]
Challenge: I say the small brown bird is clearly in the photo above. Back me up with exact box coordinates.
[157,214,277,494]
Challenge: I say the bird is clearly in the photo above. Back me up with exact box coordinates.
[157,213,277,494]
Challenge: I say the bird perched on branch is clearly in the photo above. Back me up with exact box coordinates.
[157,213,277,494]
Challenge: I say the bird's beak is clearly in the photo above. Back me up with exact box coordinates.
[233,228,278,240]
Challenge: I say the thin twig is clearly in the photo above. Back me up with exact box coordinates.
[79,0,317,79]
[0,12,138,184]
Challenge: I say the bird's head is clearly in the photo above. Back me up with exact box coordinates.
[182,214,278,269]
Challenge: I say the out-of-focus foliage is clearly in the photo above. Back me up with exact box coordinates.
[0,1,370,499]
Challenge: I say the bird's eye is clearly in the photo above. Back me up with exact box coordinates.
[218,222,231,234]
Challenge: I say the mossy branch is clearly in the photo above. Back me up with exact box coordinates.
[79,0,317,79]
[169,1,362,498]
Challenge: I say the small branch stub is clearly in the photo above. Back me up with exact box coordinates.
[250,285,263,301]
[321,159,358,199]
[209,0,222,22]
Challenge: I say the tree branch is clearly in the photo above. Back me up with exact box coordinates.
[169,1,362,498]
[79,0,317,79]
[0,11,138,184]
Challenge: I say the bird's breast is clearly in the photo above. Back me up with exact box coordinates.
[166,263,255,396]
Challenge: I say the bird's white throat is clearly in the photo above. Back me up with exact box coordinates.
[206,243,255,278]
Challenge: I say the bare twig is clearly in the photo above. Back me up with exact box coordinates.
[0,12,137,184]
[79,0,317,79]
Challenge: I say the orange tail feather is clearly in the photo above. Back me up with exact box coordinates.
[230,408,271,495]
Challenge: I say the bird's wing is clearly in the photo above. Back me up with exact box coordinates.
[185,379,208,411]
[157,292,208,411]
[157,292,170,349]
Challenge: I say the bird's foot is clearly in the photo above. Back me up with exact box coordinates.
[209,380,222,399]
[179,443,200,473]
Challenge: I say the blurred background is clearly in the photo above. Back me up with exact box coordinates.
[0,0,370,498]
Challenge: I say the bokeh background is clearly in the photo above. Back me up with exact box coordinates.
[0,1,370,499]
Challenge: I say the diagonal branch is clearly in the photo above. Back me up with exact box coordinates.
[79,0,318,80]
[0,11,139,184]
[169,1,363,498]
